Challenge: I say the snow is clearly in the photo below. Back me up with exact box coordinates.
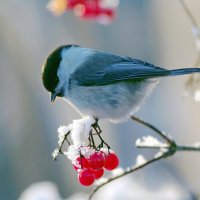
[52,148,59,160]
[70,116,94,146]
[18,181,62,200]
[136,135,168,148]
[66,145,95,163]
[135,155,147,166]
[94,177,108,186]
[58,125,72,146]
[111,167,124,176]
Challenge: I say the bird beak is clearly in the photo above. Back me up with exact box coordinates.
[51,92,57,103]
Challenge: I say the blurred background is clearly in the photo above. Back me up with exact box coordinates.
[0,0,200,199]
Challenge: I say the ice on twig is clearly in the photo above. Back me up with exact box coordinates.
[65,145,95,163]
[94,177,108,186]
[57,116,94,147]
[52,148,59,160]
[70,116,94,146]
[111,167,124,176]
[53,116,95,160]
[136,135,168,148]
[154,148,168,158]
[58,125,72,146]
[135,155,147,166]
[65,145,80,162]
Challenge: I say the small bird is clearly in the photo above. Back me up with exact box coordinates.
[42,44,200,122]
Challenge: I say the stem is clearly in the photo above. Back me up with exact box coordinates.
[92,122,110,150]
[176,145,200,151]
[58,131,71,154]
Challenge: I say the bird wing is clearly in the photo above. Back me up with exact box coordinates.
[72,51,170,86]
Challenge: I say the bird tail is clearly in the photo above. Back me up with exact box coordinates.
[169,68,200,76]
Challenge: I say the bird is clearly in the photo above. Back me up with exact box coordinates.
[42,44,200,122]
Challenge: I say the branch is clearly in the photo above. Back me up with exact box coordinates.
[131,115,174,144]
[89,116,200,200]
[89,152,166,200]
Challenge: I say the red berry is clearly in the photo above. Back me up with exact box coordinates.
[78,169,95,186]
[73,156,90,170]
[93,168,104,179]
[89,151,105,170]
[104,152,119,170]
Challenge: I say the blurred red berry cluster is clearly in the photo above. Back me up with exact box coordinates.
[72,148,119,186]
[47,0,119,24]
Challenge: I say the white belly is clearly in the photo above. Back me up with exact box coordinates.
[65,80,158,122]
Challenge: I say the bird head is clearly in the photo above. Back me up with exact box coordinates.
[42,44,78,102]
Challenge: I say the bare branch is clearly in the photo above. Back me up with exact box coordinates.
[89,152,166,200]
[89,116,200,200]
[131,115,174,144]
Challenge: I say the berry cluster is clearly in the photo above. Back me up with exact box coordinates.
[47,0,119,24]
[72,148,119,186]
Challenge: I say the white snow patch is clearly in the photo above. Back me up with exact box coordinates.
[136,135,168,148]
[57,125,72,146]
[94,177,108,186]
[135,155,147,166]
[70,116,94,146]
[111,167,124,176]
[66,145,95,163]
[52,148,59,160]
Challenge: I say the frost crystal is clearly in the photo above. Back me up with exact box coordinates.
[136,135,168,148]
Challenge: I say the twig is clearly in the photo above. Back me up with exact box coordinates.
[130,115,174,144]
[92,121,110,150]
[58,131,71,154]
[88,116,200,200]
[89,152,166,200]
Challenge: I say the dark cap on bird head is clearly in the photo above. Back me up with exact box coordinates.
[42,44,78,93]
